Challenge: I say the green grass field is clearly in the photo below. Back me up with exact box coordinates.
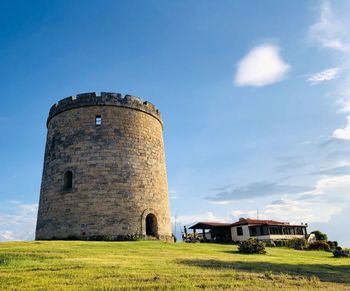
[0,241,349,290]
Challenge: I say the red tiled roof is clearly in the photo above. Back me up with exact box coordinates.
[189,219,306,229]
[230,218,288,227]
[189,221,231,229]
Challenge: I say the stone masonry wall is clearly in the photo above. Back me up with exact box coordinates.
[35,93,172,241]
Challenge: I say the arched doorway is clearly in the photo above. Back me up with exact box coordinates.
[145,213,158,236]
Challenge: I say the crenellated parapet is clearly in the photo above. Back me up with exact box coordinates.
[47,92,162,127]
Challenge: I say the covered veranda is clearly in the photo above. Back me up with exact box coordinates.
[188,222,232,243]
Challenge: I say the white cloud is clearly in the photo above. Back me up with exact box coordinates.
[206,181,312,203]
[0,202,38,242]
[310,204,350,247]
[177,174,350,246]
[309,1,348,51]
[288,175,350,222]
[332,116,350,140]
[0,229,35,242]
[264,198,315,224]
[234,44,290,87]
[0,231,16,241]
[307,67,340,85]
[309,2,350,141]
[338,98,350,113]
[227,175,350,246]
[208,200,232,205]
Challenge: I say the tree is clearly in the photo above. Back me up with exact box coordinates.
[311,230,328,241]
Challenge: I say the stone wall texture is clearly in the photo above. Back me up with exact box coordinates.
[35,92,172,241]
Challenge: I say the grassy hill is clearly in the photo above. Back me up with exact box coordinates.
[0,240,349,290]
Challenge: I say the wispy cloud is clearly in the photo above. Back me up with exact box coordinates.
[310,204,350,247]
[274,155,308,173]
[309,0,348,51]
[338,99,350,113]
[234,44,290,87]
[307,67,340,85]
[268,175,350,223]
[0,201,37,241]
[206,181,312,204]
[309,1,350,143]
[0,231,16,241]
[264,198,314,223]
[227,174,350,231]
[310,162,350,176]
[269,199,289,205]
[332,116,350,140]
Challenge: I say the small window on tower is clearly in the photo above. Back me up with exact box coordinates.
[63,170,73,190]
[95,115,102,126]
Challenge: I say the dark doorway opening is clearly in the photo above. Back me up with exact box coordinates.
[146,213,158,236]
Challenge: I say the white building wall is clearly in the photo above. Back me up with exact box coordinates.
[231,225,250,241]
[231,225,306,242]
[264,234,305,240]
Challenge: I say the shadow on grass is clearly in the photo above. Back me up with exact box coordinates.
[178,259,350,284]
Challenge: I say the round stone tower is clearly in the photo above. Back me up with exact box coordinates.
[36,92,172,241]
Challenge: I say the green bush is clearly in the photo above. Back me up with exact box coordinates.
[308,241,331,252]
[172,234,177,243]
[238,239,266,254]
[287,238,308,250]
[333,248,350,258]
[263,240,276,247]
[311,230,328,241]
[326,241,338,250]
[274,240,289,247]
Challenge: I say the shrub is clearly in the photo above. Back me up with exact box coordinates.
[263,240,276,247]
[333,248,350,258]
[172,234,177,243]
[311,230,328,241]
[308,240,331,251]
[274,240,289,247]
[326,241,338,250]
[288,238,308,250]
[238,239,266,254]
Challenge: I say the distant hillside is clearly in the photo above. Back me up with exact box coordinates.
[0,241,349,290]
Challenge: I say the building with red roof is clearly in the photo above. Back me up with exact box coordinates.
[230,218,307,242]
[187,218,308,243]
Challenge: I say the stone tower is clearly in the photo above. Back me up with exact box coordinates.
[36,92,172,241]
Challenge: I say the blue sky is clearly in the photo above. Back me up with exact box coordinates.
[1,0,350,246]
